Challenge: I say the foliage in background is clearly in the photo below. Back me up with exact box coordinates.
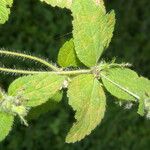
[0,2,148,149]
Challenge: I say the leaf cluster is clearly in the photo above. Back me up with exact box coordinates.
[0,0,149,144]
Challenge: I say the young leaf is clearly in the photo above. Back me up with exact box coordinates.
[66,74,106,143]
[101,68,138,101]
[101,68,150,100]
[27,91,63,120]
[71,0,115,67]
[40,0,72,9]
[0,0,13,24]
[8,74,66,107]
[58,39,81,67]
[0,112,14,142]
[101,68,150,115]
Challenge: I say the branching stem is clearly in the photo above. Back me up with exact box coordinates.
[0,50,131,77]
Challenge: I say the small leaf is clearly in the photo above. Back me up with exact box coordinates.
[101,68,150,100]
[27,91,63,120]
[71,0,115,66]
[0,0,13,24]
[8,74,66,107]
[40,0,72,9]
[0,112,14,142]
[101,68,150,115]
[66,74,106,143]
[101,68,138,101]
[58,39,81,67]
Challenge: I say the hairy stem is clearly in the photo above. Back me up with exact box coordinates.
[0,50,59,71]
[0,67,91,75]
[99,62,132,70]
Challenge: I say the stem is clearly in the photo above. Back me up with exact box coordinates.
[101,73,140,100]
[0,50,59,71]
[0,67,91,75]
[99,63,132,71]
[108,63,132,68]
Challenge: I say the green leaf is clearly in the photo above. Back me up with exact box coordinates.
[101,68,150,115]
[71,0,115,67]
[101,68,138,101]
[40,0,72,9]
[66,74,106,143]
[0,112,14,142]
[8,74,66,107]
[105,10,116,48]
[58,39,81,67]
[27,91,63,120]
[0,0,13,24]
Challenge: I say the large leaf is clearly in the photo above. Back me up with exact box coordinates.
[0,0,13,24]
[71,0,115,67]
[101,68,150,115]
[40,0,72,9]
[66,74,106,143]
[8,74,66,107]
[0,112,14,142]
[58,39,81,67]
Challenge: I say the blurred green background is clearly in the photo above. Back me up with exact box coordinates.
[0,0,150,149]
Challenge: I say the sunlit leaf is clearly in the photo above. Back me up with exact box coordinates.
[66,74,106,143]
[72,0,115,66]
[101,68,150,115]
[8,74,66,107]
[58,39,81,67]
